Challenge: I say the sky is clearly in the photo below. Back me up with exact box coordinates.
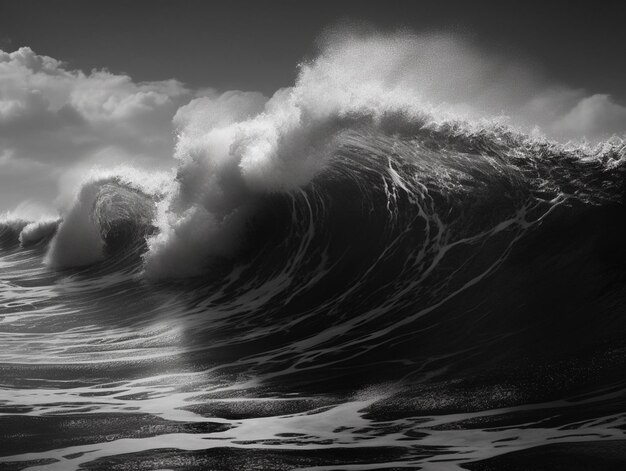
[1,0,625,214]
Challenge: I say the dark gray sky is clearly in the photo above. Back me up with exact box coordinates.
[2,0,625,99]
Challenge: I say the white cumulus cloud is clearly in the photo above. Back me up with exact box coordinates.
[1,35,625,215]
[0,47,192,210]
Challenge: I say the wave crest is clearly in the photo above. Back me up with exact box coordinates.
[45,175,159,268]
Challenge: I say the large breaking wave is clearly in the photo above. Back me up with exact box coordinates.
[1,30,625,471]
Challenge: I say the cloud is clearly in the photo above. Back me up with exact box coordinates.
[551,94,626,139]
[173,90,268,139]
[0,47,192,210]
[1,34,625,216]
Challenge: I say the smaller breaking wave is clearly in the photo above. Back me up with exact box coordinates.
[19,218,61,247]
[0,218,29,248]
[0,206,60,249]
[44,171,168,269]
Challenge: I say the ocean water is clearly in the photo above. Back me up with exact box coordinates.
[3,28,626,468]
[1,118,625,470]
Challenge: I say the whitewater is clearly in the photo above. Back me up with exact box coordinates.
[1,31,626,470]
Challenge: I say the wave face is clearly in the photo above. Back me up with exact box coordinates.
[1,119,625,470]
[1,33,626,470]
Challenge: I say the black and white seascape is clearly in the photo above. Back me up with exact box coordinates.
[1,2,626,470]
